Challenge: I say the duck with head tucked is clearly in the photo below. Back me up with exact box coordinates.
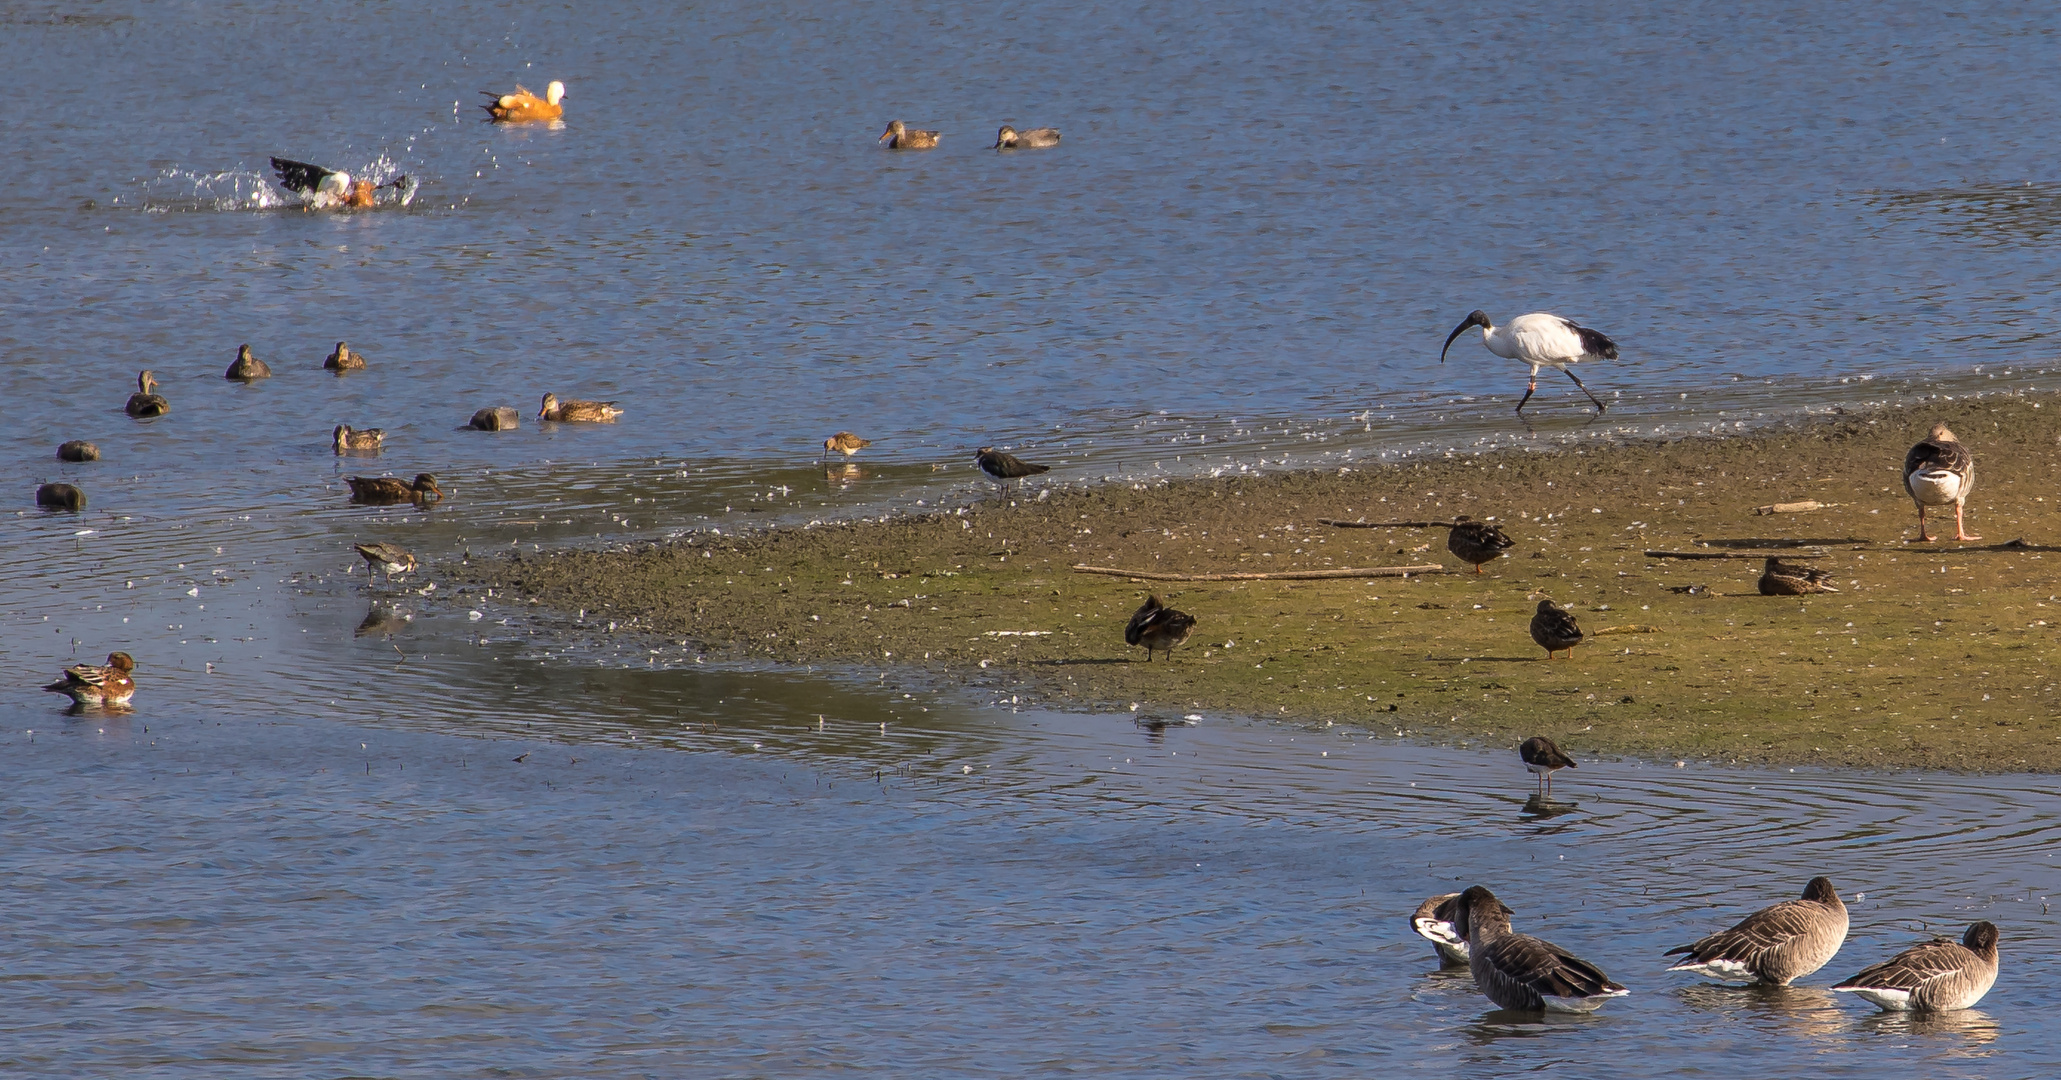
[346,473,442,505]
[469,406,521,431]
[539,393,623,423]
[482,80,566,123]
[43,652,137,707]
[36,483,86,511]
[125,370,168,417]
[993,124,1060,149]
[333,425,386,453]
[225,343,272,380]
[880,120,940,149]
[57,440,100,462]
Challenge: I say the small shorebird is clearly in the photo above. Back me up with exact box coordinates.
[57,440,100,462]
[1666,876,1849,986]
[1904,422,1979,542]
[469,406,520,431]
[1441,310,1618,413]
[333,424,386,453]
[224,343,272,380]
[1832,921,1999,1012]
[1518,736,1576,795]
[324,341,367,371]
[1124,595,1196,660]
[42,652,137,707]
[880,120,940,149]
[1758,556,1839,596]
[271,158,416,210]
[994,124,1060,149]
[353,542,418,581]
[482,80,566,123]
[36,483,86,511]
[539,393,623,422]
[823,431,872,460]
[1446,516,1515,572]
[1411,892,1471,967]
[975,446,1049,494]
[1529,599,1583,659]
[126,370,168,417]
[346,473,441,505]
[1452,885,1628,1013]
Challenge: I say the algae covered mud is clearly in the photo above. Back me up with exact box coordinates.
[473,398,2061,772]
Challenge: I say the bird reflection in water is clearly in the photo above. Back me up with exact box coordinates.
[823,462,866,487]
[1134,715,1195,738]
[1858,1007,2000,1047]
[1519,792,1579,821]
[356,603,412,638]
[1674,983,1849,1043]
[1463,1008,1605,1043]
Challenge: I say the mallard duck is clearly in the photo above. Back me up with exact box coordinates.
[271,158,416,210]
[975,446,1049,494]
[1759,556,1839,595]
[1124,595,1196,661]
[1904,421,1979,542]
[36,483,86,511]
[324,341,367,371]
[333,424,386,453]
[1452,886,1628,1013]
[1529,599,1582,659]
[346,473,441,504]
[469,406,520,431]
[823,431,872,459]
[1518,736,1576,795]
[224,343,272,380]
[1411,892,1470,967]
[539,393,622,422]
[482,80,565,123]
[353,541,418,581]
[125,370,168,417]
[1667,877,1849,986]
[879,120,940,149]
[42,652,136,706]
[1447,516,1516,572]
[993,124,1060,149]
[1833,921,1998,1012]
[57,440,100,462]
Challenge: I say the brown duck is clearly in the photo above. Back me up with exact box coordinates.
[225,343,272,380]
[879,120,940,149]
[469,406,520,431]
[1124,595,1196,660]
[539,393,623,422]
[333,424,386,453]
[1758,557,1839,595]
[36,483,86,511]
[57,440,100,462]
[324,341,367,371]
[346,473,441,505]
[42,652,137,707]
[126,370,168,417]
[994,125,1060,149]
[1529,599,1582,659]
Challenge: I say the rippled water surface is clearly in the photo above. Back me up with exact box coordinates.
[7,0,2061,1075]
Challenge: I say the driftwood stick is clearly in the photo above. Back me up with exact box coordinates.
[1644,549,1828,560]
[1317,518,1446,529]
[1071,563,1450,582]
[1753,501,1838,516]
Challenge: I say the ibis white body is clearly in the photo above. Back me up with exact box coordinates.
[1441,310,1619,412]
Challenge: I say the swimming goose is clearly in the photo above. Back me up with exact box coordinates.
[994,124,1060,149]
[538,393,622,422]
[57,440,100,462]
[482,81,566,123]
[333,425,386,453]
[880,120,940,149]
[1529,599,1582,659]
[975,446,1049,494]
[224,343,272,380]
[1453,885,1628,1013]
[1411,892,1470,967]
[1666,877,1849,986]
[469,406,520,431]
[1833,921,1998,1011]
[1518,736,1576,796]
[353,542,417,581]
[36,483,86,511]
[1904,422,1979,542]
[1446,516,1515,573]
[271,157,416,210]
[1758,557,1840,596]
[42,652,136,707]
[324,341,367,371]
[823,431,872,460]
[346,473,441,504]
[125,370,168,417]
[1125,595,1196,661]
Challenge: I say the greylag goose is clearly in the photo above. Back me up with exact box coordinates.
[1666,877,1849,985]
[1453,886,1629,1013]
[1903,422,1979,542]
[1833,921,1998,1011]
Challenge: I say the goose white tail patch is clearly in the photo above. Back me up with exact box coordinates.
[1908,469,1964,505]
[1542,988,1628,1014]
[1668,958,1757,983]
[1835,986,1912,1011]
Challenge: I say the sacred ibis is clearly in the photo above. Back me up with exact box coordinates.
[1440,310,1619,413]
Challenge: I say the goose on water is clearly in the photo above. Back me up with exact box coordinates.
[1440,310,1618,413]
[1665,877,1849,986]
[1452,885,1629,1013]
[1411,893,1470,967]
[1833,921,1998,1012]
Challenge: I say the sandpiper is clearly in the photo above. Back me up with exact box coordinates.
[1518,736,1576,795]
[1452,885,1629,1013]
[1758,557,1839,595]
[224,343,272,380]
[324,341,367,371]
[1904,422,1979,542]
[539,393,623,422]
[1529,599,1582,659]
[1441,310,1618,413]
[1410,892,1470,967]
[1666,877,1849,986]
[36,483,86,511]
[879,120,940,149]
[57,440,100,462]
[333,424,386,453]
[975,446,1049,494]
[42,652,137,707]
[346,473,441,505]
[125,370,168,417]
[823,431,872,460]
[1832,921,1998,1012]
[994,124,1060,149]
[353,542,418,581]
[1124,595,1196,661]
[469,406,521,431]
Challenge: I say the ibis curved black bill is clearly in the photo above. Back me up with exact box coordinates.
[1440,310,1491,364]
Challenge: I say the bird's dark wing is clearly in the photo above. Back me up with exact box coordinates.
[1904,439,1971,476]
[1835,938,1969,991]
[1124,599,1161,645]
[1562,319,1620,360]
[270,157,332,194]
[1484,934,1624,998]
[1670,899,1821,961]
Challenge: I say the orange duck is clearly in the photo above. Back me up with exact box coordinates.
[482,81,566,123]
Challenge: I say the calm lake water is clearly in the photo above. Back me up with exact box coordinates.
[6,0,2061,1074]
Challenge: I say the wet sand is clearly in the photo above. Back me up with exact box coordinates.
[467,397,2061,771]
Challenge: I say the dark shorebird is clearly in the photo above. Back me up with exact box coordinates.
[42,652,137,707]
[975,446,1049,494]
[539,393,623,422]
[1904,421,1979,542]
[994,124,1060,149]
[36,483,86,511]
[57,440,100,462]
[347,473,442,505]
[879,120,940,149]
[272,159,416,210]
[125,370,168,417]
[1452,886,1629,1013]
[333,424,386,453]
[224,343,272,380]
[823,431,872,460]
[353,542,418,581]
[324,341,368,371]
[469,406,521,431]
[1441,310,1618,413]
[1518,736,1576,795]
[1758,557,1839,596]
[1666,876,1849,986]
[1832,921,1999,1012]
[1124,595,1196,661]
[1411,892,1471,967]
[1529,599,1583,659]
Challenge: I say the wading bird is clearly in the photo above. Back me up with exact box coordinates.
[333,425,386,453]
[539,393,623,422]
[224,343,271,380]
[42,652,137,707]
[1758,557,1840,595]
[324,342,367,371]
[994,125,1060,149]
[1124,595,1196,660]
[1833,921,1999,1012]
[1904,421,1979,542]
[126,370,168,417]
[1529,599,1583,659]
[823,431,872,460]
[353,542,418,582]
[880,120,940,149]
[1441,310,1618,413]
[1452,885,1629,1013]
[482,80,566,123]
[346,473,442,505]
[974,446,1049,494]
[1518,736,1576,796]
[1666,877,1848,986]
[1411,893,1470,967]
[271,157,416,210]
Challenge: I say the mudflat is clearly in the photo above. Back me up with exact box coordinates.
[467,398,2061,771]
